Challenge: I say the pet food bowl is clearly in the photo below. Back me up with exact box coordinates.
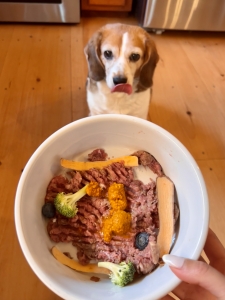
[15,114,209,300]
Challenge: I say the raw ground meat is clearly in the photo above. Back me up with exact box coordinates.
[88,148,108,162]
[132,150,164,176]
[45,150,163,275]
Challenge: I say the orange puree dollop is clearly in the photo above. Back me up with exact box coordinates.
[102,183,131,242]
[102,210,131,242]
[86,181,104,197]
[108,182,127,210]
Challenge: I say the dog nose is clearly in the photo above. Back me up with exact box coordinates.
[113,76,127,85]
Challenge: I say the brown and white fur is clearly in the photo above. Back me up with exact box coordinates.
[84,23,159,119]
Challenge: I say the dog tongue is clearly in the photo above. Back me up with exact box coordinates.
[111,84,132,95]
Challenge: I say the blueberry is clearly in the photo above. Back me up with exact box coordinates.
[135,232,149,251]
[42,202,56,218]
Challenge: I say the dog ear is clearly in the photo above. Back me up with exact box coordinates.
[84,31,105,82]
[136,36,159,92]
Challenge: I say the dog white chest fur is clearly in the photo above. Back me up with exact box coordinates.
[85,24,159,119]
[87,79,151,118]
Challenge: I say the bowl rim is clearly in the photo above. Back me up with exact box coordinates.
[14,114,209,300]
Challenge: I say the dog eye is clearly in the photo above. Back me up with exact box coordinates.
[129,53,140,62]
[104,50,113,60]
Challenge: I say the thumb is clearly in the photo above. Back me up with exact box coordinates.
[163,254,225,299]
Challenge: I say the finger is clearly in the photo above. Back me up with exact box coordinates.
[205,228,225,259]
[171,280,201,299]
[204,228,225,273]
[163,254,225,299]
[204,229,225,268]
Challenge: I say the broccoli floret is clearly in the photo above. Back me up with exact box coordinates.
[98,261,135,287]
[54,184,89,218]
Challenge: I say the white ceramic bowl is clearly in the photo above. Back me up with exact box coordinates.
[15,115,209,300]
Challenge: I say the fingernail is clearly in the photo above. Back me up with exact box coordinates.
[162,254,185,269]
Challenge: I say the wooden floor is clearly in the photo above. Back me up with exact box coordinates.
[0,16,225,299]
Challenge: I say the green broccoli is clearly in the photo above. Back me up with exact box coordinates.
[54,184,89,218]
[98,261,135,287]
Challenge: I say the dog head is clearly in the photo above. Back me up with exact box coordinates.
[84,23,159,94]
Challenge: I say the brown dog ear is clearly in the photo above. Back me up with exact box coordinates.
[136,36,159,92]
[84,31,105,82]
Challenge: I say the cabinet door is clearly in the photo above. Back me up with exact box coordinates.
[81,0,133,11]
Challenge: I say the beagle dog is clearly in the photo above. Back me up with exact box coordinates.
[84,23,159,119]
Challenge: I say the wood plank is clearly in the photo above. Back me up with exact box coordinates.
[0,24,15,77]
[150,31,225,160]
[0,24,71,300]
[71,20,89,120]
[197,159,225,247]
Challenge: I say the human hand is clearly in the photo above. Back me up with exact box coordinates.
[161,228,225,300]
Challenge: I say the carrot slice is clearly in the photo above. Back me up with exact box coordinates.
[51,246,110,275]
[156,176,175,257]
[60,155,138,171]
